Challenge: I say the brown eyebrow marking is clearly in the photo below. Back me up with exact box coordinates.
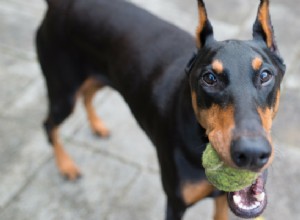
[252,57,263,71]
[212,59,224,74]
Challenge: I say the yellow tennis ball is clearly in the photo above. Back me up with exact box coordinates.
[202,143,258,192]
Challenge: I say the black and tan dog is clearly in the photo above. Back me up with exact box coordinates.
[36,0,285,219]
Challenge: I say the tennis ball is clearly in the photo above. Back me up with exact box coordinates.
[202,143,258,192]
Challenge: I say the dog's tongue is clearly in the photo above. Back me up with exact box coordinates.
[227,173,267,219]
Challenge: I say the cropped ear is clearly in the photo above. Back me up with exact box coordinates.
[196,0,214,49]
[253,0,278,53]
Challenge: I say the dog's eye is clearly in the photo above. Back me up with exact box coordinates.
[260,70,272,85]
[202,72,217,86]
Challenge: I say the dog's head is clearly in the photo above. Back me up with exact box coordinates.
[187,0,285,218]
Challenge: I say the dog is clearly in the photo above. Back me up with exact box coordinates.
[36,0,285,219]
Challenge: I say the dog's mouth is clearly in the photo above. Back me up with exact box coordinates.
[227,171,268,219]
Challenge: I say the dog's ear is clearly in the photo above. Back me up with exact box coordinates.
[253,0,278,53]
[196,0,214,49]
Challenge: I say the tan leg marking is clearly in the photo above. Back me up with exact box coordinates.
[182,180,214,205]
[81,78,110,137]
[214,194,229,220]
[51,128,81,180]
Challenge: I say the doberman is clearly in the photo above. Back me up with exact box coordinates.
[36,0,285,219]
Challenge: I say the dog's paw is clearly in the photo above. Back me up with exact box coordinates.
[60,163,81,181]
[56,154,82,181]
[91,120,110,138]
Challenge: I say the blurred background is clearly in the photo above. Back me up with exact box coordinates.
[0,0,299,219]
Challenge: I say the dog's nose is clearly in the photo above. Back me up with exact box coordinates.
[231,136,271,171]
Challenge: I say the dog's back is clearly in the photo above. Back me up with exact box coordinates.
[36,0,199,181]
[37,0,195,134]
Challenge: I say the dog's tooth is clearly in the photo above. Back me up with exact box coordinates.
[233,195,241,204]
[254,192,265,202]
[237,202,243,209]
[250,204,257,209]
[239,204,244,209]
[243,205,249,210]
[255,201,261,207]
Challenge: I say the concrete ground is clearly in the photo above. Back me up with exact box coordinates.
[0,0,300,219]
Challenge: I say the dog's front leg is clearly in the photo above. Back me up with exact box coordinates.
[214,194,228,220]
[166,198,186,220]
